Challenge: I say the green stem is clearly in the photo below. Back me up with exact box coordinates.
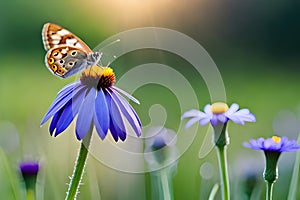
[26,189,35,200]
[208,183,219,200]
[65,127,93,200]
[266,182,273,200]
[216,146,230,200]
[160,169,172,200]
[23,175,37,200]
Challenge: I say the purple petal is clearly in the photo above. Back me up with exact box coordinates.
[57,81,80,97]
[41,85,84,125]
[245,137,300,152]
[47,83,82,114]
[185,117,201,129]
[106,91,126,141]
[227,109,256,125]
[280,137,300,152]
[111,86,140,104]
[263,138,273,150]
[55,90,86,136]
[76,88,96,140]
[19,161,39,175]
[284,144,300,152]
[199,116,211,126]
[244,139,263,150]
[210,115,219,126]
[94,89,109,140]
[111,87,142,128]
[113,90,142,127]
[110,89,142,137]
[248,139,258,147]
[243,142,254,149]
[227,115,244,125]
[49,109,62,136]
[227,110,256,125]
[181,109,206,120]
[217,114,228,123]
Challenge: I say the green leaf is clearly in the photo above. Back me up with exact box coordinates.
[0,147,21,200]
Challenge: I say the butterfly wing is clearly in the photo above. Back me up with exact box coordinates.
[45,45,90,78]
[42,23,92,53]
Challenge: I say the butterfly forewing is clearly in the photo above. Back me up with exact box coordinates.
[42,23,92,53]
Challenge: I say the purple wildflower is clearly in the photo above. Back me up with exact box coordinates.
[181,102,256,128]
[243,136,300,152]
[41,66,142,141]
[19,161,39,176]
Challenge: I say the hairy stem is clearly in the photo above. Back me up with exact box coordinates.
[65,127,92,200]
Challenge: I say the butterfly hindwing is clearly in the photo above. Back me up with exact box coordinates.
[45,45,89,78]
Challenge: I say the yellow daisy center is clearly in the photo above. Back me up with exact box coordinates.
[211,102,229,114]
[80,66,115,89]
[272,136,281,143]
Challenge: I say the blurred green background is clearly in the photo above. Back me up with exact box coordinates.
[1,0,300,199]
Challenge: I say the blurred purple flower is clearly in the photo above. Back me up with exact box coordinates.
[41,66,142,141]
[181,102,256,128]
[19,161,39,176]
[144,127,179,169]
[244,136,300,152]
[19,161,40,194]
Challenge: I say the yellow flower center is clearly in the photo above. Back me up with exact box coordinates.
[272,136,281,143]
[211,102,229,114]
[80,66,115,89]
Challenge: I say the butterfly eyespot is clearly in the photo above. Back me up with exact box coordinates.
[51,64,58,72]
[57,68,64,74]
[71,51,77,56]
[68,62,74,66]
[59,60,64,64]
[53,52,59,56]
[49,58,54,64]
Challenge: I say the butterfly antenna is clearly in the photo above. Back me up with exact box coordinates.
[96,39,121,66]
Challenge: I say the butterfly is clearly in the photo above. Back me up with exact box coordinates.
[42,23,102,78]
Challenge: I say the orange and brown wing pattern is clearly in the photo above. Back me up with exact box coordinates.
[42,23,92,53]
[45,45,89,77]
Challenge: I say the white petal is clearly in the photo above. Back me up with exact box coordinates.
[204,104,212,114]
[199,116,211,126]
[181,109,206,119]
[225,103,239,115]
[185,117,201,129]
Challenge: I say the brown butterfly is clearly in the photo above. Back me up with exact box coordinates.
[42,23,101,78]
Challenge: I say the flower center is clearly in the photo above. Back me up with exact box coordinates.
[80,66,115,90]
[211,102,229,114]
[272,136,281,143]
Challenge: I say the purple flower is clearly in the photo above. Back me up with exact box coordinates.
[244,136,300,184]
[41,66,142,142]
[243,136,300,152]
[19,161,39,197]
[144,127,179,170]
[19,161,39,176]
[181,102,256,128]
